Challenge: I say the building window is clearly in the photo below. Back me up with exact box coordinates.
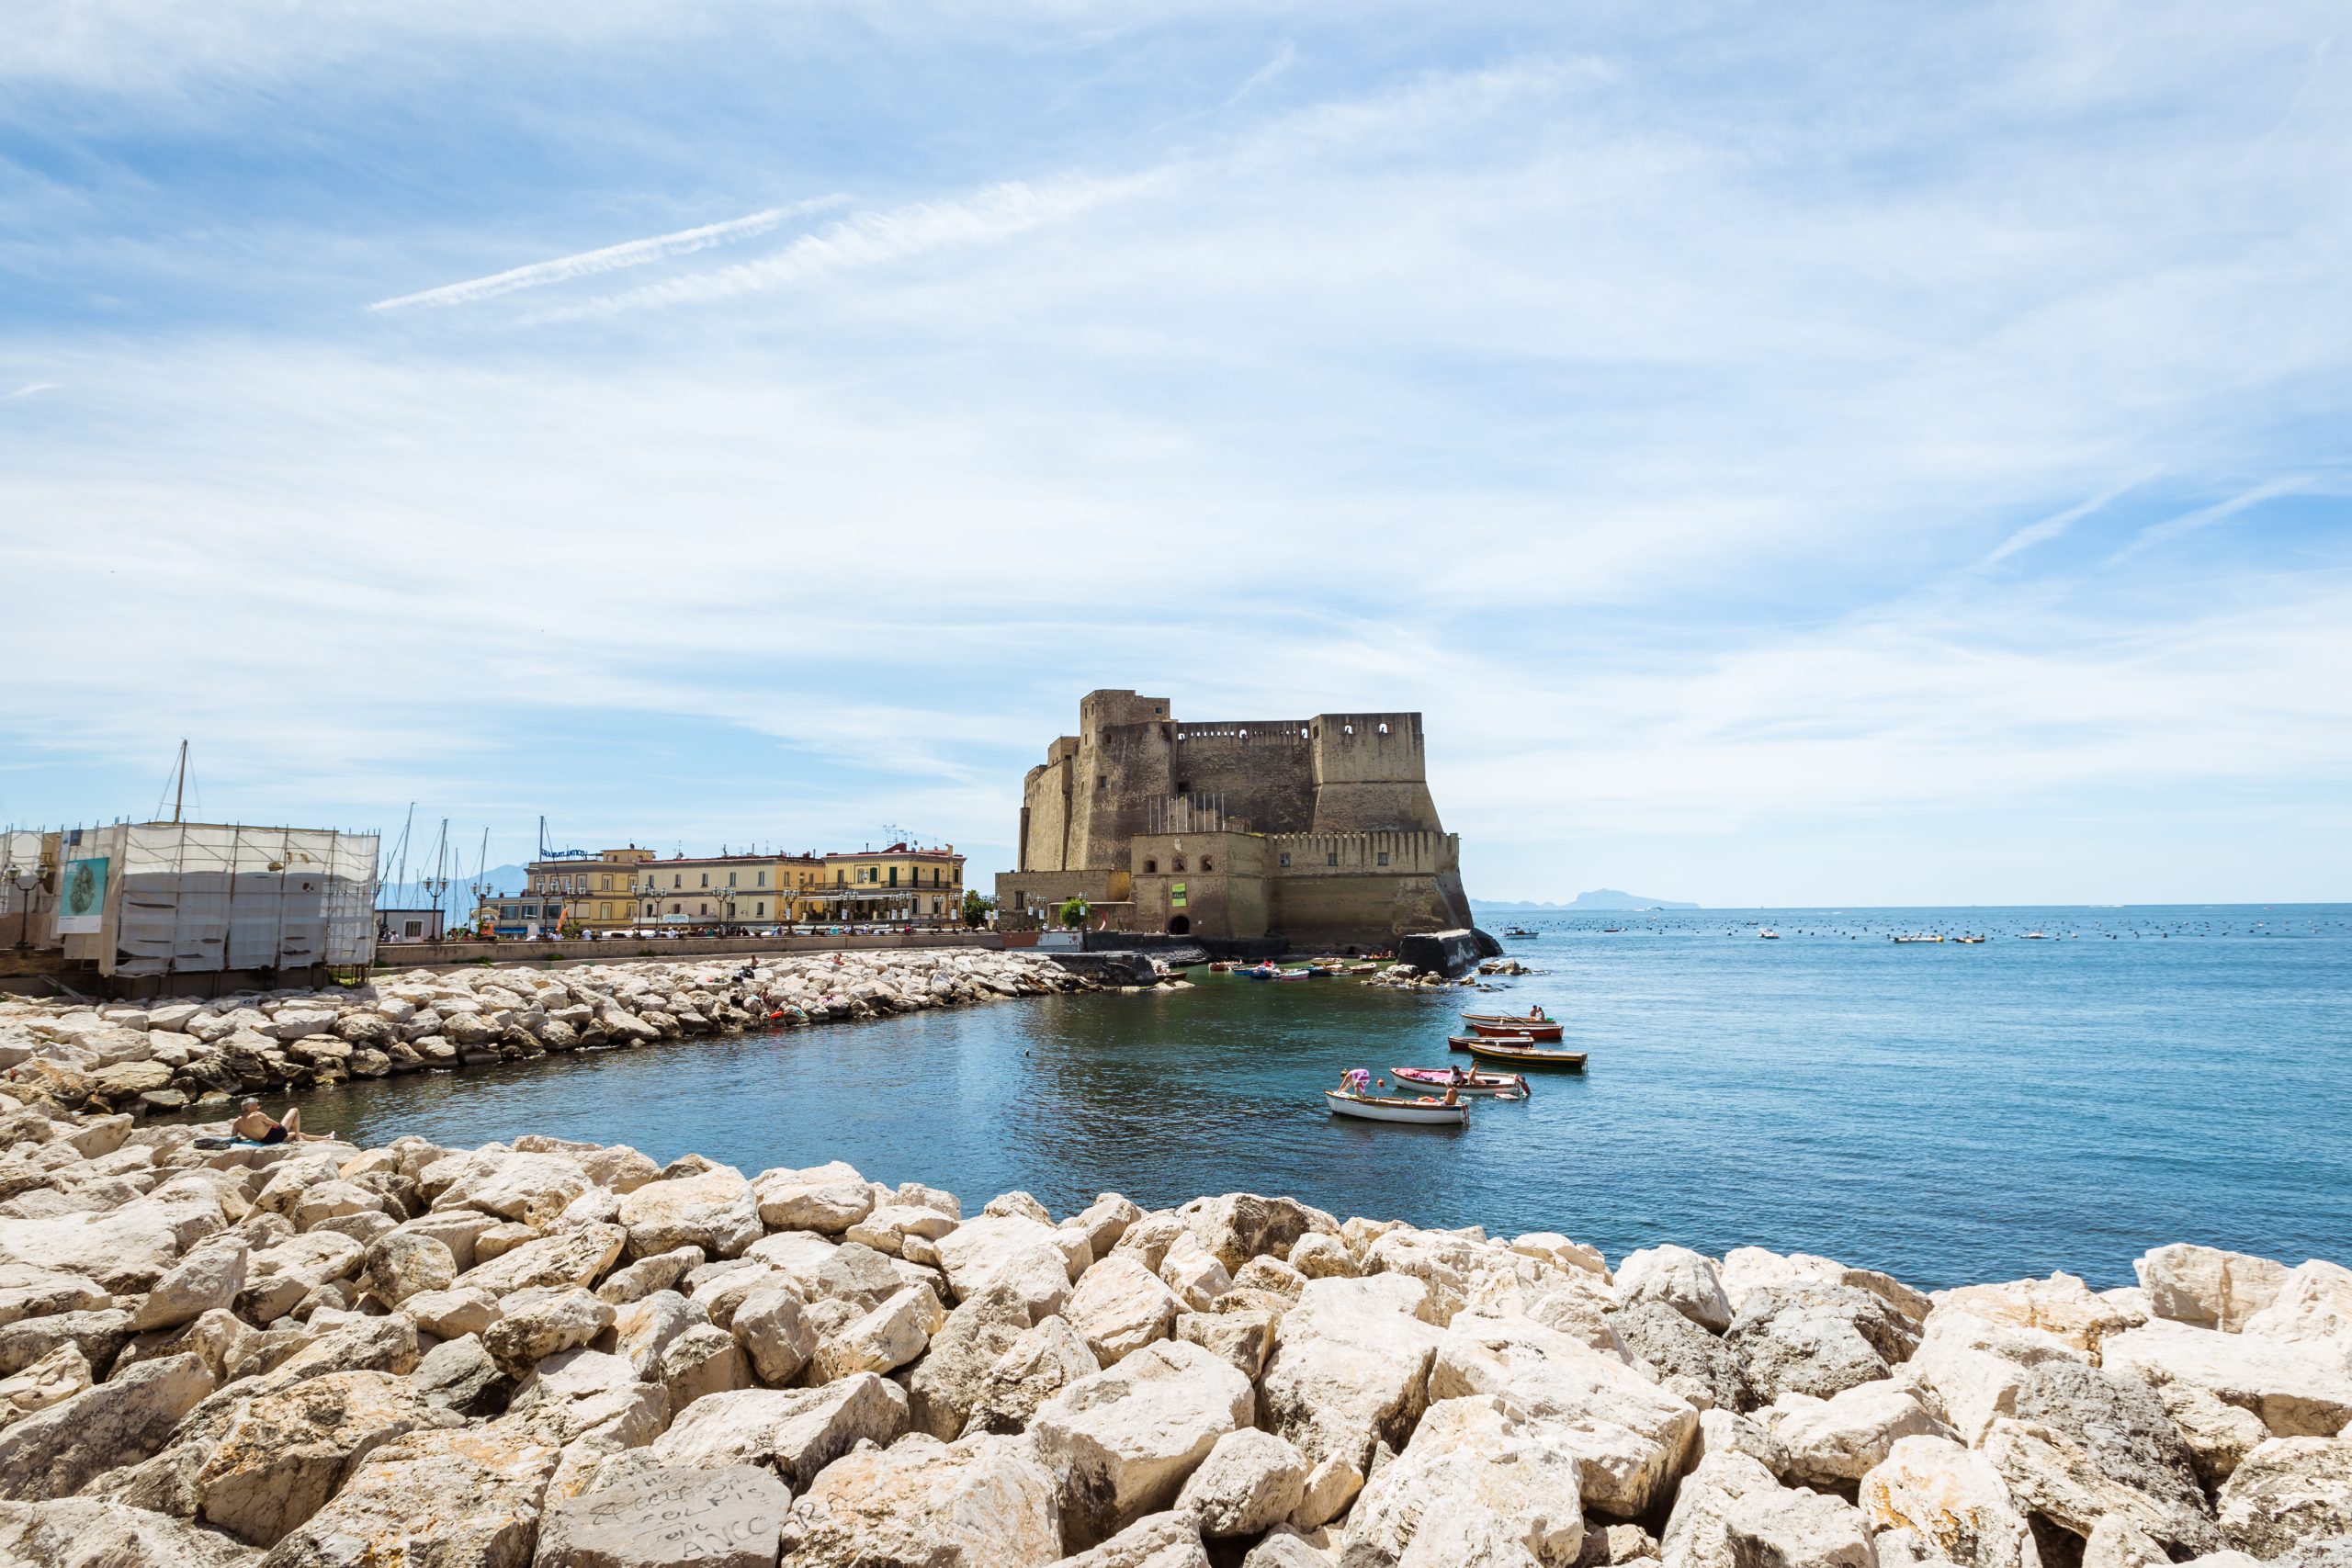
[1144,860,1157,874]
[1177,780,1190,795]
[728,872,737,886]
[600,875,611,891]
[758,870,767,886]
[1278,854,1290,867]
[673,874,682,888]
[1097,774,1107,790]
[671,902,680,914]
[700,873,709,887]
[755,901,765,917]
[1378,722,1390,734]
[645,904,654,917]
[1376,852,1389,866]
[1327,852,1339,866]
[888,867,899,886]
[1172,857,1185,872]
[1202,857,1214,872]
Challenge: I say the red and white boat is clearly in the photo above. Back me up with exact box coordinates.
[1462,1013,1565,1042]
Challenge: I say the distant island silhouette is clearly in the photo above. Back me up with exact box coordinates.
[1475,888,1701,911]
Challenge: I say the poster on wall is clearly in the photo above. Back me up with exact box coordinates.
[55,857,107,934]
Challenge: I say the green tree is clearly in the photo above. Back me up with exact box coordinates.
[961,889,995,929]
[1057,897,1089,930]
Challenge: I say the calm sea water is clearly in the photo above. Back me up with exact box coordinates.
[276,905,2351,1291]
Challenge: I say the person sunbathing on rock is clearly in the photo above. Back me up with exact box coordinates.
[233,1098,336,1145]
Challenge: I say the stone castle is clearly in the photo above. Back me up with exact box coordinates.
[996,689,1476,946]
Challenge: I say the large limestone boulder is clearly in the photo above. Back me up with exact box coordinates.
[0,1351,213,1500]
[1067,1254,1186,1367]
[1610,1300,1747,1413]
[1998,1358,2219,1551]
[651,1372,910,1489]
[0,1305,131,1377]
[1858,1435,2039,1568]
[1936,1272,2142,1354]
[1029,1338,1255,1551]
[0,1183,225,1292]
[741,1232,907,1314]
[192,1370,458,1546]
[1722,1484,1875,1568]
[1176,1306,1277,1383]
[2213,1436,2352,1557]
[0,1497,258,1568]
[2103,1317,2352,1437]
[1174,1427,1309,1538]
[1340,1394,1586,1568]
[966,1314,1101,1437]
[752,1164,875,1235]
[810,1283,944,1381]
[257,1420,561,1568]
[1903,1309,2084,1445]
[457,1224,627,1296]
[2136,1245,2290,1333]
[130,1238,248,1331]
[616,1165,761,1260]
[1429,1309,1697,1517]
[1725,1283,1917,1404]
[935,1213,1080,1317]
[2155,1379,2275,1488]
[776,1430,1061,1567]
[731,1288,818,1385]
[0,1262,110,1330]
[1179,1193,1325,1274]
[536,1461,787,1568]
[1057,1511,1213,1568]
[360,1231,456,1306]
[1259,1274,1442,1472]
[2242,1259,2352,1349]
[482,1286,615,1375]
[1761,1381,1952,1486]
[902,1282,1034,1439]
[605,1289,704,1380]
[1660,1449,1797,1568]
[431,1151,591,1228]
[0,1342,91,1426]
[1157,1232,1233,1313]
[1615,1245,1732,1334]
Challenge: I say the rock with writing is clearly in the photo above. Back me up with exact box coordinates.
[536,1461,789,1568]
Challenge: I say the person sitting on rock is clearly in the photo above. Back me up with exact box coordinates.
[233,1098,336,1145]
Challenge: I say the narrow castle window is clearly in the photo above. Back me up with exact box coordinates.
[1201,857,1214,871]
[1173,858,1185,872]
[1097,774,1107,790]
[1377,852,1389,866]
[1278,853,1290,867]
[1176,780,1189,795]
[1144,860,1157,874]
[1327,852,1339,866]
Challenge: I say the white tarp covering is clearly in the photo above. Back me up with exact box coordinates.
[103,823,379,976]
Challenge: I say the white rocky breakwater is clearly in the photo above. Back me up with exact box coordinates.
[0,951,1115,1117]
[0,1115,2346,1568]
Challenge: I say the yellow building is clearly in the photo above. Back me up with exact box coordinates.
[482,846,656,935]
[632,852,827,928]
[816,843,967,926]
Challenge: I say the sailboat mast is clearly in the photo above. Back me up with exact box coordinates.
[172,739,187,825]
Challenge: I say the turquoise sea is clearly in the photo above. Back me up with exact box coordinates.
[292,905,2351,1290]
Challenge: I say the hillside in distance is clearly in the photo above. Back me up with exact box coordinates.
[1475,888,1701,911]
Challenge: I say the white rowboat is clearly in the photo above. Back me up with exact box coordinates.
[1324,1090,1470,1125]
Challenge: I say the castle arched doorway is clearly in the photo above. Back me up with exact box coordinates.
[1167,915,1191,935]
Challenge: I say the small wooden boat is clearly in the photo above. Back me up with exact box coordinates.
[1954,935,1985,944]
[1325,1089,1470,1125]
[1758,930,1780,940]
[1503,926,1538,938]
[1392,1066,1529,1097]
[1206,961,1232,972]
[1467,1018,1565,1042]
[1346,963,1379,976]
[1450,1032,1530,1051]
[1459,1038,1588,1071]
[1891,934,1943,943]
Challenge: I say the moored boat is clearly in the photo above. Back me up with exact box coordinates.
[1325,1089,1471,1125]
[1467,1017,1565,1041]
[1460,1038,1588,1070]
[1392,1066,1529,1097]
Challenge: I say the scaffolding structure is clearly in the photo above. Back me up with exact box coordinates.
[54,822,379,978]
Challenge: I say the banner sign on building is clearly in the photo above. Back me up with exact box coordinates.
[1170,882,1187,908]
[55,856,107,934]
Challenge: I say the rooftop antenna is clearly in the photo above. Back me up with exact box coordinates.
[171,739,188,825]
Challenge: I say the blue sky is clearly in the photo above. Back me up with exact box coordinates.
[3,1,2347,905]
